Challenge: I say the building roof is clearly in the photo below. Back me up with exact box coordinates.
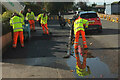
[95,5,105,8]
[111,1,120,4]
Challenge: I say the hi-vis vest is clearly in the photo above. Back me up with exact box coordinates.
[26,11,35,20]
[10,16,24,32]
[37,14,48,24]
[74,17,89,34]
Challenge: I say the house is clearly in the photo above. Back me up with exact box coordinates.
[92,5,105,13]
[105,1,120,15]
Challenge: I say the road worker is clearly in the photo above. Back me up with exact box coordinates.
[26,8,36,31]
[74,16,89,68]
[73,11,78,21]
[59,16,66,29]
[58,11,61,19]
[76,53,91,77]
[71,11,79,42]
[37,12,49,35]
[10,13,24,48]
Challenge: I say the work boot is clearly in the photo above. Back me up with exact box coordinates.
[84,48,88,53]
[12,44,17,49]
[63,54,70,58]
[12,47,16,49]
[33,30,36,32]
[46,31,49,35]
[42,33,46,35]
[21,44,24,48]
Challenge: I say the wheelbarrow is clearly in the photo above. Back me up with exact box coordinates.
[23,20,31,40]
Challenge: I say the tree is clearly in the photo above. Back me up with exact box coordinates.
[76,2,88,11]
[76,2,93,11]
[92,2,97,7]
[45,2,74,14]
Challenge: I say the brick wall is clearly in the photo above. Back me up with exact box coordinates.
[2,32,12,49]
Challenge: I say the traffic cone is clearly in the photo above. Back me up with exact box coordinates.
[51,17,53,20]
[57,16,59,20]
[116,18,119,23]
[68,19,71,24]
[104,15,106,19]
[65,18,68,22]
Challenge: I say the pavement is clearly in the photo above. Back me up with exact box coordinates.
[1,14,119,78]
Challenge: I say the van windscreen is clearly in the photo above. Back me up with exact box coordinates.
[80,13,98,18]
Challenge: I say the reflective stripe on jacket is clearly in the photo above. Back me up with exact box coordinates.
[74,17,89,34]
[26,11,35,20]
[10,16,24,32]
[37,14,48,24]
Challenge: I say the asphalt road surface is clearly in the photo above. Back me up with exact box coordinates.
[2,15,119,78]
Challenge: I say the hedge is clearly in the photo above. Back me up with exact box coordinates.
[2,11,12,35]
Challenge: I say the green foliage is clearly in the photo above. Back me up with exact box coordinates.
[92,2,97,7]
[24,2,42,16]
[76,2,92,11]
[2,10,12,35]
[2,4,7,14]
[23,2,74,15]
[2,10,12,22]
[2,21,11,35]
[111,1,120,4]
[0,14,2,22]
[46,2,74,14]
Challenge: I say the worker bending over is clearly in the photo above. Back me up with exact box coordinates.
[26,8,36,31]
[10,13,24,48]
[74,16,89,68]
[37,12,49,35]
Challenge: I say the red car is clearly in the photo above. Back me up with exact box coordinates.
[79,11,102,33]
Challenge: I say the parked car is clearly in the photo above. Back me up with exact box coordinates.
[68,10,74,14]
[79,11,102,33]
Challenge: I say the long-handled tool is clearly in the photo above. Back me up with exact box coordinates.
[63,21,74,58]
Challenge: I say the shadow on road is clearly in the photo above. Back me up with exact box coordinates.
[88,47,120,50]
[86,29,120,35]
[2,20,70,70]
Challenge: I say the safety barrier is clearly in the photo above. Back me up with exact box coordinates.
[48,16,74,23]
[48,16,59,20]
[116,18,119,23]
[64,18,75,24]
[99,13,119,23]
[48,16,75,25]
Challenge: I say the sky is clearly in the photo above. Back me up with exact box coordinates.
[75,0,120,5]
